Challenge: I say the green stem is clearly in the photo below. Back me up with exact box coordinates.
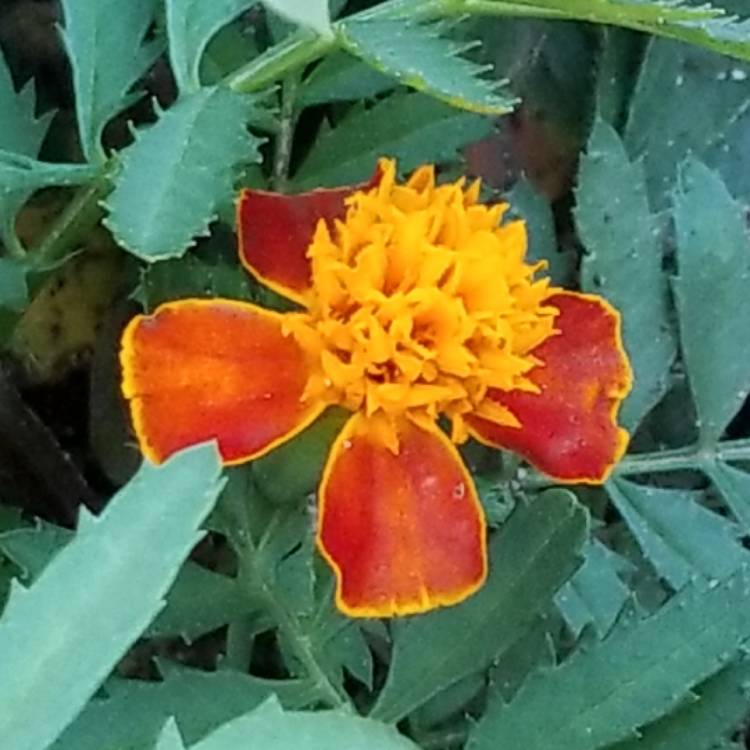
[30,166,115,269]
[272,74,300,191]
[416,727,469,749]
[227,31,335,94]
[522,438,750,489]
[223,616,256,672]
[226,479,349,709]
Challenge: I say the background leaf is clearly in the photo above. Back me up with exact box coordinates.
[53,663,316,750]
[468,567,750,750]
[338,18,516,115]
[166,0,257,93]
[292,92,493,189]
[606,479,748,589]
[192,696,419,750]
[104,87,262,262]
[262,0,332,36]
[59,0,159,161]
[370,489,588,723]
[576,118,676,431]
[672,158,750,443]
[0,444,224,750]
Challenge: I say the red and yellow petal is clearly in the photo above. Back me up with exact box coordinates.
[467,291,632,484]
[318,415,487,617]
[237,169,382,306]
[120,299,325,465]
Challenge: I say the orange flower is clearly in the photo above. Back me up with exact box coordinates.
[120,159,632,618]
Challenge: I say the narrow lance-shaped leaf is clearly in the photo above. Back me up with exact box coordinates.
[166,0,257,93]
[293,92,493,189]
[337,18,516,115]
[576,119,676,430]
[0,444,224,750]
[104,87,262,262]
[672,158,750,443]
[446,0,750,64]
[706,461,750,536]
[59,0,159,162]
[468,567,750,750]
[192,696,419,750]
[370,489,588,723]
[606,478,748,589]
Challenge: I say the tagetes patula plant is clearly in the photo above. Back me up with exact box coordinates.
[120,158,632,618]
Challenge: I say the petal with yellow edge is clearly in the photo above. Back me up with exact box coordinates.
[467,292,633,484]
[318,414,487,617]
[237,170,382,306]
[121,299,325,465]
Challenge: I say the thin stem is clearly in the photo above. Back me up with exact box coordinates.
[272,74,299,191]
[30,166,115,269]
[417,726,469,749]
[226,478,349,709]
[223,617,256,672]
[521,437,750,489]
[227,31,335,94]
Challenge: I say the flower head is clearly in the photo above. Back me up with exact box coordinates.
[121,159,632,617]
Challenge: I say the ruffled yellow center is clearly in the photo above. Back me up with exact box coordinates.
[284,159,559,451]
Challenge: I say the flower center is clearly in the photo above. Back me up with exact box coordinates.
[284,159,559,449]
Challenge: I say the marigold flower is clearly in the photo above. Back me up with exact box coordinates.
[120,159,632,618]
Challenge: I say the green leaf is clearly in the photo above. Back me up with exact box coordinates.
[624,39,750,210]
[0,520,250,643]
[606,478,748,589]
[53,664,316,750]
[0,51,53,251]
[104,87,262,262]
[338,18,516,115]
[609,660,750,750]
[370,489,588,723]
[262,0,332,36]
[166,0,256,93]
[672,158,750,443]
[454,1,750,64]
[192,696,418,750]
[576,119,676,431]
[707,462,750,535]
[508,178,575,287]
[59,0,159,161]
[298,52,395,107]
[292,92,493,189]
[0,151,98,192]
[156,720,187,750]
[0,444,224,750]
[467,567,750,750]
[554,538,630,638]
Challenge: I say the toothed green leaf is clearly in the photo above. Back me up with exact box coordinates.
[104,87,262,262]
[370,489,588,723]
[166,0,257,93]
[53,664,317,750]
[673,159,750,443]
[59,0,159,162]
[0,51,53,252]
[262,0,332,36]
[459,1,750,63]
[293,92,493,189]
[609,659,750,750]
[606,478,748,589]
[707,462,750,535]
[468,567,750,750]
[0,444,224,750]
[192,695,419,750]
[338,19,516,115]
[576,119,677,430]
